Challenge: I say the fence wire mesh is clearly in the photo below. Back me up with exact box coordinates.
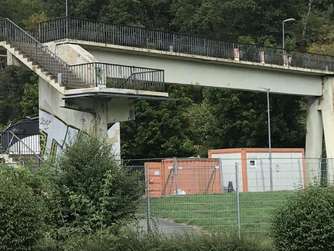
[124,157,333,237]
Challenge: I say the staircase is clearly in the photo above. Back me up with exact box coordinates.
[0,18,88,90]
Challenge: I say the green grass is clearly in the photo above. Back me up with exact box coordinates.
[148,191,294,235]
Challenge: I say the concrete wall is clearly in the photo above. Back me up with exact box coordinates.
[47,42,95,65]
[39,78,96,132]
[39,77,131,157]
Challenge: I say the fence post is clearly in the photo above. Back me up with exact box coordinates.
[145,165,151,233]
[235,162,241,239]
[173,157,178,195]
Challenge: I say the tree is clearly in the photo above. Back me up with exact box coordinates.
[0,0,43,26]
[203,88,306,149]
[0,66,38,127]
[272,186,334,251]
[121,85,198,159]
[0,165,53,251]
[55,135,143,233]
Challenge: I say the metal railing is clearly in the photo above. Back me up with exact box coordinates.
[0,18,85,88]
[0,130,40,156]
[0,53,6,71]
[69,62,165,91]
[0,18,166,92]
[0,130,41,166]
[35,17,334,73]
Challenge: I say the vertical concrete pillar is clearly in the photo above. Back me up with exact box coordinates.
[107,122,121,160]
[94,101,109,138]
[321,77,334,185]
[305,96,323,184]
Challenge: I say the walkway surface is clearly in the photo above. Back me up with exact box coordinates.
[136,218,203,235]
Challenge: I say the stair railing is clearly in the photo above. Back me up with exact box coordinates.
[0,17,85,87]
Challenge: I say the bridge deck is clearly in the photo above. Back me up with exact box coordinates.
[35,17,334,75]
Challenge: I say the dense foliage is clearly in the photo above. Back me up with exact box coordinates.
[272,186,334,251]
[122,85,306,158]
[54,135,143,235]
[41,230,273,251]
[0,66,38,127]
[0,136,144,250]
[0,166,50,251]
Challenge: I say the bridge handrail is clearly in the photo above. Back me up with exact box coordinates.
[69,62,165,91]
[35,16,334,73]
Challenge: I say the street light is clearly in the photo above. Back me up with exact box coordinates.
[282,18,296,50]
[66,0,68,17]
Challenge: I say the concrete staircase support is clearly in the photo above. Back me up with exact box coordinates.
[0,154,15,165]
[0,41,65,94]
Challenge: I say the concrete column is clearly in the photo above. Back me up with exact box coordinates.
[321,77,334,185]
[305,96,323,184]
[107,122,121,160]
[94,101,109,138]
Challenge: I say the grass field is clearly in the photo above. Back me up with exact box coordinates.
[147,191,295,235]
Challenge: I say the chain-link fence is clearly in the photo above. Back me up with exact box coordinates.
[123,157,332,237]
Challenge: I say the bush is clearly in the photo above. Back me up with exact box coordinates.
[272,186,334,251]
[0,166,50,251]
[62,229,272,251]
[55,135,143,234]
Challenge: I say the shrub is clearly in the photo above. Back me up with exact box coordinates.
[56,135,143,233]
[0,166,50,251]
[63,229,272,251]
[272,186,334,251]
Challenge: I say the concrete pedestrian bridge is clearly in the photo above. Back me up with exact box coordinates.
[1,17,334,183]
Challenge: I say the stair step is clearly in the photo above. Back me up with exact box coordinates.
[0,154,15,165]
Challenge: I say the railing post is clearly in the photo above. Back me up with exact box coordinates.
[57,73,62,85]
[38,22,41,41]
[260,50,265,64]
[66,16,69,39]
[145,165,152,233]
[234,46,240,61]
[35,42,38,59]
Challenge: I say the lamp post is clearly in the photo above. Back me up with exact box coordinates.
[266,88,273,191]
[282,18,296,50]
[66,0,68,17]
[65,0,69,37]
[260,87,273,191]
